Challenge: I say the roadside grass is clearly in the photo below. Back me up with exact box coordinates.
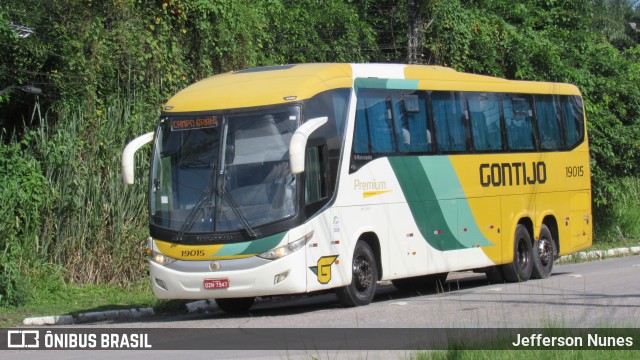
[588,240,640,251]
[594,177,640,245]
[0,281,157,327]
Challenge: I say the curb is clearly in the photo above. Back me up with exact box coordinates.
[22,246,640,326]
[557,246,640,263]
[23,308,156,326]
[22,301,219,326]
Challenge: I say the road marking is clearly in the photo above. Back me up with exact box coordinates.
[389,302,408,306]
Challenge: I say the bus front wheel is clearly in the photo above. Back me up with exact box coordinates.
[335,241,378,307]
[502,224,533,282]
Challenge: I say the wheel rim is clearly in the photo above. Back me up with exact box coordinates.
[517,238,530,270]
[537,238,552,267]
[353,256,372,291]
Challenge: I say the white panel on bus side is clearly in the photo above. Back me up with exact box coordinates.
[305,210,346,293]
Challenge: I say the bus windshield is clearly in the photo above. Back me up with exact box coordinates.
[150,106,300,236]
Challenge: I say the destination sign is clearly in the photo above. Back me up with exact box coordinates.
[171,116,218,131]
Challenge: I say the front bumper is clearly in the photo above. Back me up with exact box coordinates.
[149,247,308,300]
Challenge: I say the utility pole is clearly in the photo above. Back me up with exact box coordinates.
[407,0,422,64]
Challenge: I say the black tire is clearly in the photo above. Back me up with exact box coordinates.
[502,224,533,282]
[215,297,255,313]
[335,241,378,307]
[484,266,505,284]
[392,273,448,292]
[531,224,556,279]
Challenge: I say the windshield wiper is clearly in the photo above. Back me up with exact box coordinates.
[217,186,257,239]
[176,163,216,242]
[176,121,258,241]
[216,121,257,239]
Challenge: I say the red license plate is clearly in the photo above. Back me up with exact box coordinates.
[203,278,229,289]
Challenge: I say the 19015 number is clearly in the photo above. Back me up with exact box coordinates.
[566,166,584,177]
[181,250,205,257]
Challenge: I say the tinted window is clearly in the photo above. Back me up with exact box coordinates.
[467,92,503,151]
[350,87,585,174]
[431,91,468,152]
[535,95,562,150]
[304,146,325,204]
[391,93,431,153]
[354,89,431,154]
[560,95,584,149]
[354,90,395,153]
[504,94,535,150]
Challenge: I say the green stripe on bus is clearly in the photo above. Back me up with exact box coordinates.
[211,231,286,257]
[354,78,419,90]
[388,156,492,251]
[421,157,493,248]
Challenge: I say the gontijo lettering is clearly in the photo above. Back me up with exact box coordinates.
[480,161,547,187]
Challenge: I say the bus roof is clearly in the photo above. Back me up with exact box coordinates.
[163,63,582,113]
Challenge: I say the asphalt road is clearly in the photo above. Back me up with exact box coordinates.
[103,254,640,329]
[3,255,640,359]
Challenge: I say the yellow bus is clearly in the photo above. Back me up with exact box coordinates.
[122,63,592,312]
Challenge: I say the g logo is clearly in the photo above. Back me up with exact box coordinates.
[309,255,338,284]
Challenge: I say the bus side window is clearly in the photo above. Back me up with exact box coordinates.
[353,97,370,153]
[366,96,395,153]
[561,95,584,149]
[353,90,396,154]
[467,92,502,151]
[535,95,562,150]
[504,94,535,151]
[391,94,410,152]
[432,91,467,152]
[390,93,431,153]
[305,145,327,205]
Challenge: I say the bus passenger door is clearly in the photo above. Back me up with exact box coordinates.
[305,209,345,292]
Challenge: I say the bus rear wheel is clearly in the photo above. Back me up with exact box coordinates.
[335,241,378,307]
[215,297,255,313]
[531,224,556,279]
[502,224,533,282]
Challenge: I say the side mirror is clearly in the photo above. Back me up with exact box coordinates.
[289,116,327,174]
[122,132,154,184]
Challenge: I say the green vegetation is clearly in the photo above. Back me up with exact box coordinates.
[0,280,157,327]
[1,0,640,311]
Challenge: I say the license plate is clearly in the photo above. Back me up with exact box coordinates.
[203,278,229,289]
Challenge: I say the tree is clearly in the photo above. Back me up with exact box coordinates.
[407,0,422,64]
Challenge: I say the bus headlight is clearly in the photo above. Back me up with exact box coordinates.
[258,231,313,260]
[150,251,177,265]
